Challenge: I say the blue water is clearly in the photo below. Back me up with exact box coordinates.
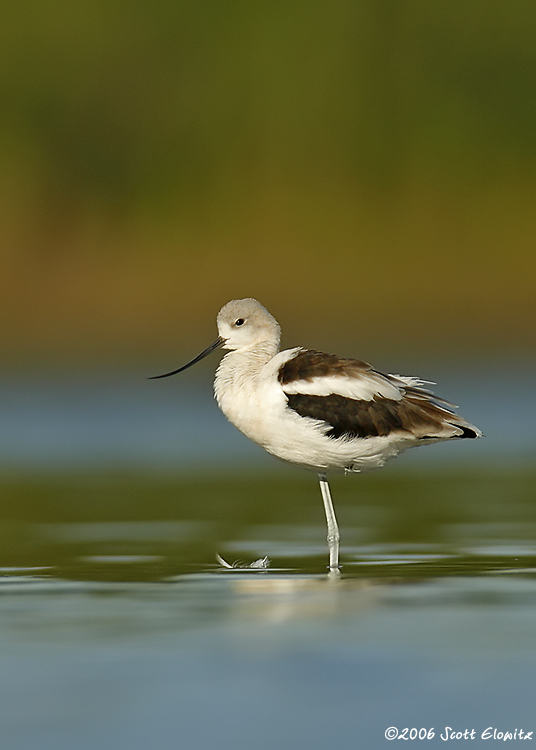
[1,360,536,750]
[1,359,534,472]
[1,571,536,750]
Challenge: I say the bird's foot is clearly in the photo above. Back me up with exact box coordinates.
[216,553,271,570]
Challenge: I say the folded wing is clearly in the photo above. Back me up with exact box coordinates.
[278,350,481,441]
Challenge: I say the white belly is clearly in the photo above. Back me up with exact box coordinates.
[214,363,405,473]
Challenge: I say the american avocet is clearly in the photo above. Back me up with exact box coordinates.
[151,298,481,571]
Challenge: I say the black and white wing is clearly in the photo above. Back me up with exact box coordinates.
[278,349,481,441]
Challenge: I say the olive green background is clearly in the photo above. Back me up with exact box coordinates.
[2,1,535,366]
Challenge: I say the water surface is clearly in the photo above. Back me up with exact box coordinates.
[2,362,535,748]
[1,469,535,749]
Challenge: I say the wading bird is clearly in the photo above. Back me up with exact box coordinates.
[151,298,481,571]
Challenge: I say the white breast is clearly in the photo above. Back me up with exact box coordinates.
[214,349,294,447]
[214,348,407,472]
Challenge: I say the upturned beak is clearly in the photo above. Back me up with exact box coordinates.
[149,336,226,379]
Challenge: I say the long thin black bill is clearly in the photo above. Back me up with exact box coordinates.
[149,336,226,379]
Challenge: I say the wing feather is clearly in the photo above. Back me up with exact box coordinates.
[279,350,481,441]
[278,349,402,401]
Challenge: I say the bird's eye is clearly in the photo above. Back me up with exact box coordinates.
[235,318,245,327]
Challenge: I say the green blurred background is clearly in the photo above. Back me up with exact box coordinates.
[2,0,535,368]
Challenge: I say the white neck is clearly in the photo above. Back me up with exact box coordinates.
[214,340,279,416]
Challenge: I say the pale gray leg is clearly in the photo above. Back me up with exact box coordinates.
[317,473,340,572]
